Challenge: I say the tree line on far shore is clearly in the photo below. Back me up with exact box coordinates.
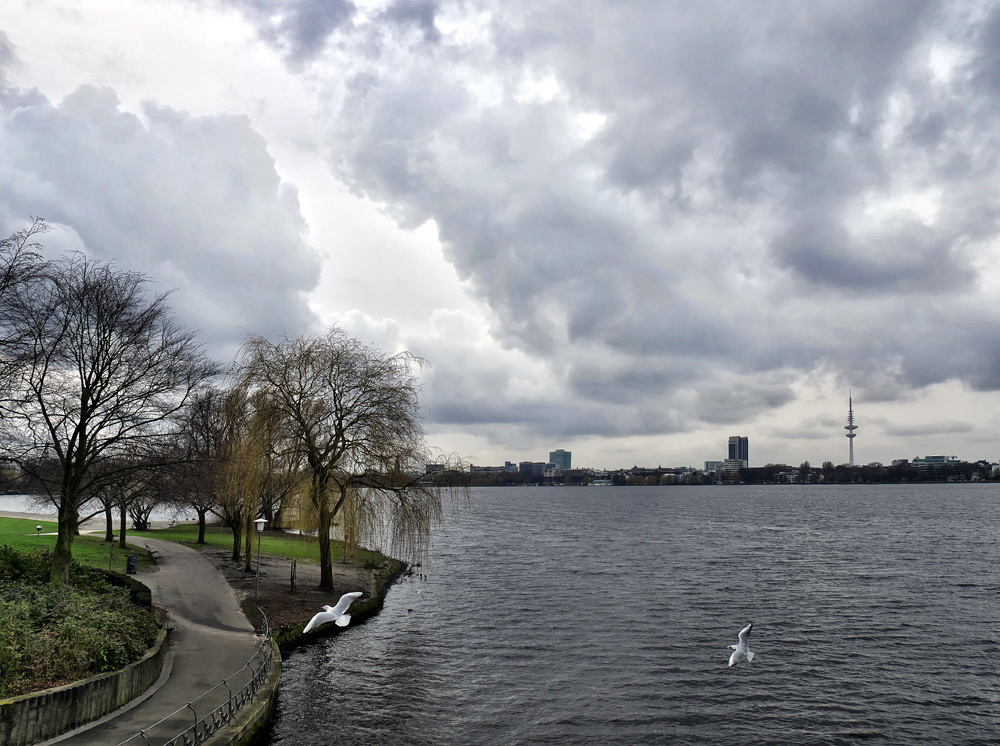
[0,218,465,587]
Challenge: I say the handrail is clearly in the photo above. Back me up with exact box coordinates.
[113,609,274,746]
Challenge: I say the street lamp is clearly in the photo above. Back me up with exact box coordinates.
[254,518,268,600]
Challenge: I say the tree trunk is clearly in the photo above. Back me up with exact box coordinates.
[231,523,242,562]
[118,502,128,549]
[316,482,334,590]
[243,514,253,573]
[50,500,78,584]
[104,504,114,543]
[196,507,208,544]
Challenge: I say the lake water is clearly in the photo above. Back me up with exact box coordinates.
[265,484,1000,745]
[0,493,193,524]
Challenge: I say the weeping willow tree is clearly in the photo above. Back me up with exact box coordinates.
[214,385,271,566]
[238,328,454,589]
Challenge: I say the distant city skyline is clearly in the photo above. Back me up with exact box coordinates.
[481,418,985,473]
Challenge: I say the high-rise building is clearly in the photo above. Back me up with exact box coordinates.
[728,436,749,467]
[549,449,572,470]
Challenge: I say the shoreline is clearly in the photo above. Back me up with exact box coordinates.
[0,509,408,744]
[199,541,408,649]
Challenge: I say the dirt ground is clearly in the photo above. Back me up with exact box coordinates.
[199,545,375,632]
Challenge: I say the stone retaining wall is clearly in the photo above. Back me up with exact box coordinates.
[0,628,169,746]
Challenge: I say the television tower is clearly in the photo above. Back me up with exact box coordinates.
[844,391,858,466]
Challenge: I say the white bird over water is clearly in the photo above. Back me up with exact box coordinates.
[303,591,364,633]
[728,622,755,667]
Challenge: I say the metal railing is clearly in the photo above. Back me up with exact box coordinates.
[115,610,274,746]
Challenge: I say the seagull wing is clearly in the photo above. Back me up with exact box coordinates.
[303,611,336,633]
[737,623,752,645]
[326,591,364,618]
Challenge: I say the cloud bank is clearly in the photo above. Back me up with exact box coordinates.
[288,0,1000,443]
[0,38,320,360]
[7,2,1000,464]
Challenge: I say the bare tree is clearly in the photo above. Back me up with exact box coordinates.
[173,386,228,544]
[0,219,50,391]
[239,328,446,589]
[0,248,219,583]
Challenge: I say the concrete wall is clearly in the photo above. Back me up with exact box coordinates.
[0,628,169,746]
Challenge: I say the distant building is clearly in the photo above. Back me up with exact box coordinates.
[717,459,746,481]
[519,461,547,478]
[728,436,749,467]
[704,460,722,472]
[549,449,572,470]
[911,455,960,477]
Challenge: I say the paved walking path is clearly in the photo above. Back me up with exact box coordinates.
[0,512,262,746]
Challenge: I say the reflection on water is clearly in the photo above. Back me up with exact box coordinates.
[266,484,1000,745]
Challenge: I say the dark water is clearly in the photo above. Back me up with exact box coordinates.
[265,485,1000,745]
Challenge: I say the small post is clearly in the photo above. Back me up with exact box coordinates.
[253,518,267,601]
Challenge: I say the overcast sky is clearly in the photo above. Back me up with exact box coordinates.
[3,0,1000,470]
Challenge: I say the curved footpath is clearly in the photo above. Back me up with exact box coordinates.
[22,532,264,746]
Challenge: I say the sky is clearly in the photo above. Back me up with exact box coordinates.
[3,1,1000,470]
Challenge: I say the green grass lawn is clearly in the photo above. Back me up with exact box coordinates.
[0,517,153,574]
[130,523,384,566]
[0,517,385,575]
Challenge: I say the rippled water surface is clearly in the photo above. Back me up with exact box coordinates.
[265,485,1000,745]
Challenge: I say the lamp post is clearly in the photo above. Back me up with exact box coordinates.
[254,518,267,600]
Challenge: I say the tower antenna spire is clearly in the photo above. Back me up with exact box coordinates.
[844,390,858,467]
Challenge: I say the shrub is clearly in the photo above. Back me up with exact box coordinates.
[0,546,159,696]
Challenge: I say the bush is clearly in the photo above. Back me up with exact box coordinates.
[0,546,160,697]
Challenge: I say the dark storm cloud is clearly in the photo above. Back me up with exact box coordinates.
[232,1,1000,438]
[971,3,1000,94]
[695,382,797,426]
[215,0,355,63]
[381,0,440,44]
[882,421,973,438]
[0,79,320,362]
[772,215,975,293]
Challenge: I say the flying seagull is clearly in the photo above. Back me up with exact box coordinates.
[303,591,364,633]
[728,622,755,667]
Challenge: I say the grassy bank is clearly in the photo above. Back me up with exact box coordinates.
[0,517,158,575]
[131,523,386,566]
[1,516,408,684]
[130,524,410,647]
